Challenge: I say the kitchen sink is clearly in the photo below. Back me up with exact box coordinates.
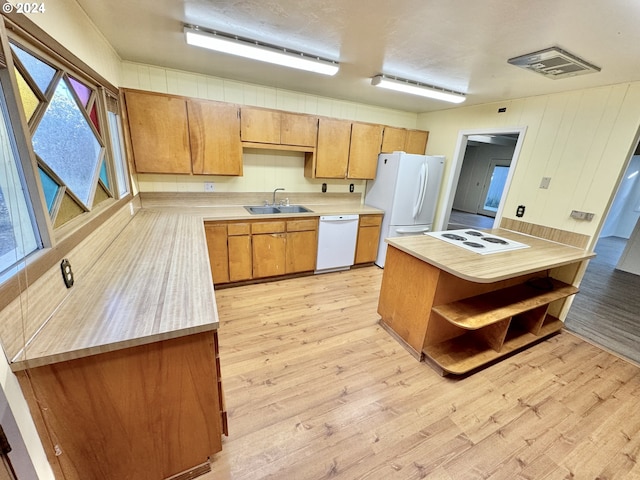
[244,205,313,215]
[275,205,312,213]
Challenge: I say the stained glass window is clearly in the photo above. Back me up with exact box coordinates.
[32,79,102,206]
[38,167,60,212]
[99,159,109,189]
[68,76,91,107]
[11,43,55,94]
[8,38,128,230]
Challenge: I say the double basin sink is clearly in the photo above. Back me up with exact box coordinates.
[244,205,313,215]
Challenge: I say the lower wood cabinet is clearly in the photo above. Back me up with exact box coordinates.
[286,219,318,273]
[355,214,383,264]
[206,217,318,285]
[227,223,252,282]
[251,221,287,278]
[17,331,226,480]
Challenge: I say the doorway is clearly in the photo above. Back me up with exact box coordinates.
[564,151,640,364]
[437,127,526,231]
[478,159,511,218]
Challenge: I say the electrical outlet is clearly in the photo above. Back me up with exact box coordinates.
[322,183,327,193]
[349,183,354,193]
[204,182,215,192]
[516,205,525,217]
[60,259,74,288]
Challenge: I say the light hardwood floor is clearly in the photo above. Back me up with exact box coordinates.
[202,266,640,480]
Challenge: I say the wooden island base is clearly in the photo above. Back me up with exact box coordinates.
[378,241,587,376]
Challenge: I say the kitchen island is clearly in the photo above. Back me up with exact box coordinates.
[377,229,595,375]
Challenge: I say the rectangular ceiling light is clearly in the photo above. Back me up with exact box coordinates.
[371,75,466,104]
[184,25,339,76]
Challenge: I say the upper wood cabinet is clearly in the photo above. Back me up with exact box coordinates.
[405,130,429,154]
[123,90,243,176]
[241,107,318,147]
[347,122,383,179]
[280,112,318,147]
[240,108,281,143]
[188,99,243,175]
[308,119,383,180]
[313,118,352,178]
[124,90,192,174]
[381,126,430,155]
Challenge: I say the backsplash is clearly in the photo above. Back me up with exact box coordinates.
[136,148,366,195]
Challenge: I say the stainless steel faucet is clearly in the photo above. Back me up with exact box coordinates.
[272,187,285,206]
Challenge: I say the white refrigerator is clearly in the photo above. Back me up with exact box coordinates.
[365,152,445,267]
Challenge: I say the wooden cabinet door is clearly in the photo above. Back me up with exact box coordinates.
[347,122,383,179]
[252,233,287,278]
[188,100,243,175]
[228,235,252,282]
[355,215,383,264]
[280,113,318,147]
[125,90,191,174]
[381,126,407,153]
[286,230,317,273]
[405,130,429,154]
[315,118,351,178]
[205,224,229,284]
[240,107,280,143]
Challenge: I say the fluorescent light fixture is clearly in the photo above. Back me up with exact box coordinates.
[371,75,466,103]
[184,25,339,76]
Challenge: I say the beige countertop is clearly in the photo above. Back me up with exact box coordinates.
[11,197,382,371]
[387,228,595,283]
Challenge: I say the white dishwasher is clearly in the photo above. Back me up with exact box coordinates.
[315,214,360,273]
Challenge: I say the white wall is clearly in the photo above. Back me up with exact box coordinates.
[418,85,640,244]
[601,156,640,238]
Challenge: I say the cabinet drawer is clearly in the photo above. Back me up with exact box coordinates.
[360,215,383,227]
[251,221,286,234]
[287,218,318,232]
[228,223,251,235]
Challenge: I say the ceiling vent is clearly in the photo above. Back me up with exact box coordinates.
[508,47,601,79]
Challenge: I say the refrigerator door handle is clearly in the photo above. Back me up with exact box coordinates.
[413,163,428,219]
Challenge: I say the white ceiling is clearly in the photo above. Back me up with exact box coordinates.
[76,0,640,113]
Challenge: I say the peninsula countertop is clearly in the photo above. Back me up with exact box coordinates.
[386,228,595,283]
[11,197,384,371]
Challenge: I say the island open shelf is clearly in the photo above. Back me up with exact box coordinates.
[377,231,594,375]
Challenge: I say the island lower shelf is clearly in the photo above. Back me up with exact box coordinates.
[423,316,564,375]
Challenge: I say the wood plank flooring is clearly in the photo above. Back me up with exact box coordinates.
[201,266,640,480]
[565,236,640,365]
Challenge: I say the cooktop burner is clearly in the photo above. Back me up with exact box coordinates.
[442,233,467,241]
[426,229,530,255]
[482,237,508,245]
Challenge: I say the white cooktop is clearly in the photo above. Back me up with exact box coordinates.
[426,229,530,255]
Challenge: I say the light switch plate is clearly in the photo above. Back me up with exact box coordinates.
[204,182,215,192]
[540,177,551,189]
